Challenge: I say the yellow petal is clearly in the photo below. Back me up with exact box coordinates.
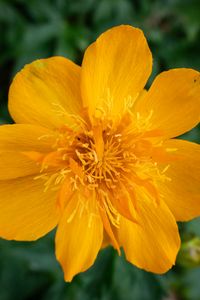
[0,124,56,152]
[81,25,152,122]
[99,205,120,254]
[114,183,138,222]
[55,192,103,282]
[157,139,200,221]
[118,188,180,273]
[0,175,60,240]
[0,151,40,180]
[101,231,111,249]
[135,69,200,138]
[9,56,82,129]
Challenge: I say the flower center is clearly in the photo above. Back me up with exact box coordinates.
[69,126,136,190]
[29,112,176,236]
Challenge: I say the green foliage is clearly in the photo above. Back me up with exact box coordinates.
[0,0,200,299]
[0,235,168,300]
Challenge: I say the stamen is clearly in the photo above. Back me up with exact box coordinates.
[32,111,174,230]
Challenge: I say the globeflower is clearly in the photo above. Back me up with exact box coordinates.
[0,25,200,281]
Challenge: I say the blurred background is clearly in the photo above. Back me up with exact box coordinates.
[0,0,200,299]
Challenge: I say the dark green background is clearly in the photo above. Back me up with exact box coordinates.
[0,0,200,299]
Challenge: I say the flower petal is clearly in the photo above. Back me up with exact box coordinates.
[0,151,40,180]
[0,124,57,152]
[81,25,152,122]
[118,188,180,273]
[135,69,200,138]
[9,56,82,129]
[55,192,103,281]
[157,139,200,221]
[0,175,60,240]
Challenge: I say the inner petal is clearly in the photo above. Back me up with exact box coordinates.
[25,112,177,238]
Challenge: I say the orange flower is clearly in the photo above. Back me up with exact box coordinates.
[0,25,200,281]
